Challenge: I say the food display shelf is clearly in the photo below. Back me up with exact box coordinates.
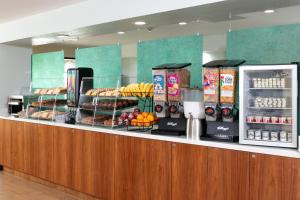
[79,106,136,113]
[30,105,67,109]
[81,95,153,100]
[77,77,155,130]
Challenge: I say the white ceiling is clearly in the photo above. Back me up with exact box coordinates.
[5,0,300,48]
[0,0,86,24]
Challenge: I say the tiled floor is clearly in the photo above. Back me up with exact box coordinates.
[0,172,80,200]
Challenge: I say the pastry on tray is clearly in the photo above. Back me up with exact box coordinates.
[34,87,67,95]
[30,110,64,120]
[85,88,115,96]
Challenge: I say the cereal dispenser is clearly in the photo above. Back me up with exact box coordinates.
[151,63,191,136]
[201,60,245,142]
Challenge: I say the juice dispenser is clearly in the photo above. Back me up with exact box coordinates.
[65,67,93,124]
[182,88,206,140]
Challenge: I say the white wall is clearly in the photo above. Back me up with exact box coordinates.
[122,57,137,85]
[203,50,226,64]
[122,43,137,58]
[122,44,137,84]
[203,34,226,64]
[0,0,224,43]
[203,34,226,52]
[0,44,32,113]
[122,58,137,76]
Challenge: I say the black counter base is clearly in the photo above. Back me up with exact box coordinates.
[201,121,239,142]
[200,135,239,142]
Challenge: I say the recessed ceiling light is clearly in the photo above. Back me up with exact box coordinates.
[264,9,275,14]
[178,22,187,25]
[57,34,70,38]
[117,31,125,35]
[134,21,146,26]
[67,37,79,42]
[56,34,79,42]
[32,38,56,46]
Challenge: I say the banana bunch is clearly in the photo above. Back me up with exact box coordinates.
[120,83,153,97]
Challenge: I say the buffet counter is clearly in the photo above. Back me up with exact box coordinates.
[1,115,299,159]
[1,115,300,200]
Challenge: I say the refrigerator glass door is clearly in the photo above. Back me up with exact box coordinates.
[239,65,297,148]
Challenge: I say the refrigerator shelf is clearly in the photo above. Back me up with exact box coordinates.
[246,122,292,126]
[244,138,292,143]
[248,107,292,110]
[249,88,291,90]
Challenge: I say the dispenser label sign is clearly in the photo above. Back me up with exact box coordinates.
[167,73,180,96]
[220,74,234,86]
[153,75,165,95]
[167,122,178,127]
[217,126,229,131]
[220,73,235,100]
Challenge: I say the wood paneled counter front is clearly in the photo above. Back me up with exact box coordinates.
[0,117,300,200]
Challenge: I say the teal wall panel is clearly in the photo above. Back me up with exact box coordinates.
[31,51,65,89]
[137,35,203,87]
[76,44,122,88]
[227,23,300,64]
[227,23,300,134]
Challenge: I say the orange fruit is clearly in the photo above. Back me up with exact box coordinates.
[143,118,150,127]
[137,118,144,123]
[147,114,155,122]
[131,119,137,126]
[142,112,148,118]
[137,114,144,120]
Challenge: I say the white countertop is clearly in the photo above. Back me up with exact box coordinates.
[1,116,300,159]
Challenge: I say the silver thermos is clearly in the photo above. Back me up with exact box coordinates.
[186,113,193,139]
[191,117,201,141]
[186,113,202,141]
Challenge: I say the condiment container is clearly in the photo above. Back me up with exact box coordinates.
[248,129,255,140]
[255,116,262,123]
[263,116,270,123]
[279,117,287,124]
[246,116,255,123]
[288,133,293,143]
[279,131,287,142]
[271,116,279,124]
[255,130,262,140]
[262,131,270,141]
[271,131,279,141]
[287,117,292,125]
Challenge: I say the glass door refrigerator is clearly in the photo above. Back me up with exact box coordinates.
[239,64,298,148]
